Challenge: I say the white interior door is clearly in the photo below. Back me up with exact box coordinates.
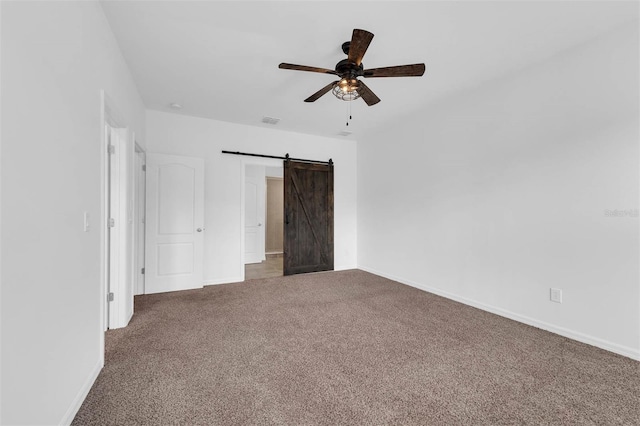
[107,125,134,329]
[145,153,204,294]
[244,165,265,264]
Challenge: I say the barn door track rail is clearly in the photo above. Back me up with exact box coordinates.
[221,150,333,166]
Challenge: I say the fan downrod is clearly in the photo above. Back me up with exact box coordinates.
[337,41,364,77]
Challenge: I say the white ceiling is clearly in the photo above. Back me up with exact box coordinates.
[101,1,637,140]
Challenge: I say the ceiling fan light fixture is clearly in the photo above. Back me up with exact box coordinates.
[332,85,360,101]
[333,78,360,101]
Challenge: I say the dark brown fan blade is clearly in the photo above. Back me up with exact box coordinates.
[363,63,426,78]
[348,29,374,66]
[304,81,338,102]
[279,63,338,75]
[357,80,381,106]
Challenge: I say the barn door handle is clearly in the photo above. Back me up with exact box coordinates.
[285,213,289,225]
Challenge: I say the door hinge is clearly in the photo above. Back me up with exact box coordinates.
[108,292,114,302]
[108,218,115,228]
[108,145,115,155]
[142,164,146,171]
[141,267,145,275]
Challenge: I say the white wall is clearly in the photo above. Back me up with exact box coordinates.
[358,22,639,359]
[0,1,146,424]
[146,111,358,284]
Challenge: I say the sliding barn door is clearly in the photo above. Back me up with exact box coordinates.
[283,160,334,275]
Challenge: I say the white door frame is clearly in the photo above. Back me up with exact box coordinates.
[240,157,282,281]
[134,144,146,295]
[265,176,284,255]
[101,91,123,341]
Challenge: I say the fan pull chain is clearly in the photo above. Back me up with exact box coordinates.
[346,98,353,127]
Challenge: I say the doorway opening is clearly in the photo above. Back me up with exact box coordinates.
[244,165,284,280]
[241,157,334,280]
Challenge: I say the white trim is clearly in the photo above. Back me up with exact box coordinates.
[334,265,357,272]
[99,91,109,336]
[59,359,102,426]
[125,309,134,327]
[204,276,244,286]
[358,265,640,361]
[133,145,146,296]
[202,268,359,287]
[239,162,245,280]
[0,3,4,421]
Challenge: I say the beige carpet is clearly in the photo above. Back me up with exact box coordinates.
[73,270,639,425]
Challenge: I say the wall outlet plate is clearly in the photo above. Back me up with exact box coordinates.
[550,288,562,303]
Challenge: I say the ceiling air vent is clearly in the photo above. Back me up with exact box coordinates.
[338,130,352,137]
[261,116,280,125]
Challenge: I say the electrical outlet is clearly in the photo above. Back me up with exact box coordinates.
[550,288,562,303]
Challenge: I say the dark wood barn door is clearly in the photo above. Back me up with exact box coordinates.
[283,160,334,275]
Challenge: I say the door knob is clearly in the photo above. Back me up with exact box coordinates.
[197,228,204,232]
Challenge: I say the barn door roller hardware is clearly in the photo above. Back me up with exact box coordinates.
[221,150,333,166]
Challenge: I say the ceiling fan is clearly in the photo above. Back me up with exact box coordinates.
[279,29,425,106]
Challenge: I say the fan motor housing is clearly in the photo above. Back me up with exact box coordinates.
[335,59,364,78]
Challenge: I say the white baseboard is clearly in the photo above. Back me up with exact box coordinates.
[334,264,358,272]
[125,309,133,327]
[358,265,640,361]
[202,265,357,287]
[204,276,244,286]
[59,359,102,425]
